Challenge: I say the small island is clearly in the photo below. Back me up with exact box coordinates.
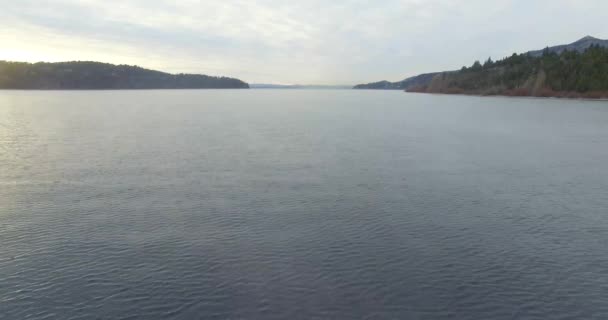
[0,61,249,89]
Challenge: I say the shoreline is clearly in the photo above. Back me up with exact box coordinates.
[405,91,608,102]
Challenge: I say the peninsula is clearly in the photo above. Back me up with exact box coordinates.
[355,36,608,99]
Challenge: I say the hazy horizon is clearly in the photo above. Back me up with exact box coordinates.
[2,0,608,84]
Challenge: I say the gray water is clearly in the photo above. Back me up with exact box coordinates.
[1,90,607,319]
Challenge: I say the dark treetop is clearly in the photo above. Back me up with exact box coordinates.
[0,61,249,89]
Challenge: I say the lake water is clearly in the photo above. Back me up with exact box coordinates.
[1,90,608,319]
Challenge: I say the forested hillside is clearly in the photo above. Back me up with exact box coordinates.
[0,61,249,89]
[408,45,608,99]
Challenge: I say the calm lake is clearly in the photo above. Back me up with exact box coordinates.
[1,90,607,319]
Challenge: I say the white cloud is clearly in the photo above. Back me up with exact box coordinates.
[1,0,608,84]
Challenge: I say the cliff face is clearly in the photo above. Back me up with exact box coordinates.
[0,61,249,89]
[416,70,562,97]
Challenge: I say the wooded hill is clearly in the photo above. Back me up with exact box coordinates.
[0,61,249,89]
[408,45,608,99]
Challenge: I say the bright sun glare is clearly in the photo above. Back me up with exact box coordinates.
[0,49,57,63]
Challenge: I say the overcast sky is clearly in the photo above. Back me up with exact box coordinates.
[1,0,607,84]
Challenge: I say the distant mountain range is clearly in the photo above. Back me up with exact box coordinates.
[353,36,608,91]
[251,84,352,89]
[0,61,249,89]
[527,36,608,57]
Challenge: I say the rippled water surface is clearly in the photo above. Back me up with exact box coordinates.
[1,90,608,319]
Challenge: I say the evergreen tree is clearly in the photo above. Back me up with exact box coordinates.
[471,60,482,71]
[483,57,493,68]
